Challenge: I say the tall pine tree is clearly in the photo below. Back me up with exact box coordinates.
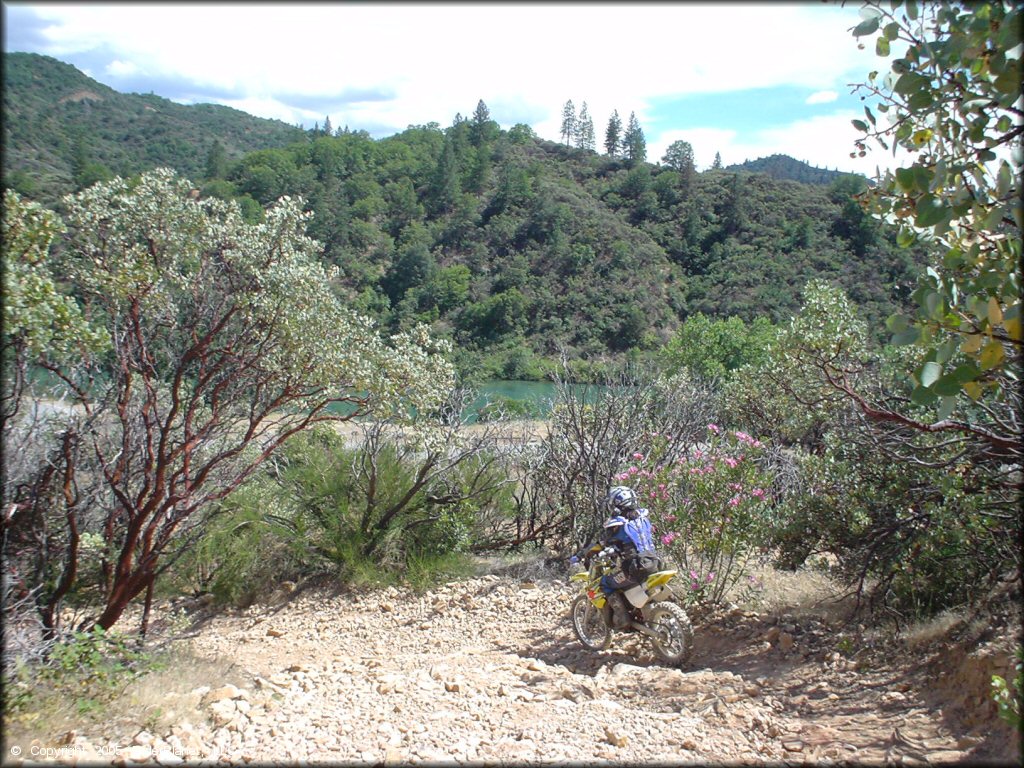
[604,110,622,157]
[623,112,646,164]
[575,101,595,151]
[470,99,496,147]
[560,100,577,146]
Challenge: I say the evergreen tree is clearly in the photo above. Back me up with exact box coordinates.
[575,101,595,151]
[323,115,333,136]
[470,99,496,147]
[430,135,461,214]
[560,100,577,146]
[712,151,723,169]
[604,110,622,157]
[204,139,228,179]
[661,139,695,192]
[623,111,646,164]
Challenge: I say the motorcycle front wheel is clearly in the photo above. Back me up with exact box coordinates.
[647,601,693,666]
[570,594,611,651]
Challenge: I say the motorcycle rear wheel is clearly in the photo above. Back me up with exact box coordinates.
[647,601,693,666]
[570,594,611,651]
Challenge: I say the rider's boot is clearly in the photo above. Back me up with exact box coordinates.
[608,591,631,629]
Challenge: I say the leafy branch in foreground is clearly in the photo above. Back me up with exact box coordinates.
[850,1,1021,420]
[2,169,454,633]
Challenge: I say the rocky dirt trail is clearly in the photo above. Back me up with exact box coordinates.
[10,568,1020,766]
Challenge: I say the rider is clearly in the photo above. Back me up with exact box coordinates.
[569,485,662,629]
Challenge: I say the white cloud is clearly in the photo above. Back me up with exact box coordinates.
[653,112,903,178]
[806,90,839,105]
[105,59,138,77]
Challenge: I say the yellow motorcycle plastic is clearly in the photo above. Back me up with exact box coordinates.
[568,551,693,666]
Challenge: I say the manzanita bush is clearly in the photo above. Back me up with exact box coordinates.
[619,425,774,605]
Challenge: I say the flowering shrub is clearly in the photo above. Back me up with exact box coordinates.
[618,425,774,605]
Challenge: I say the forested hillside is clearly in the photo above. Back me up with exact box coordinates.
[207,125,923,378]
[725,154,855,185]
[2,52,304,200]
[2,53,925,380]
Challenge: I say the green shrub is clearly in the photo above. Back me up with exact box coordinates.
[166,423,515,602]
[627,425,774,604]
[5,626,153,719]
[992,648,1023,732]
[164,478,306,607]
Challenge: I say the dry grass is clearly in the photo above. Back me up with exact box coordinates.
[728,557,854,625]
[900,608,971,651]
[2,637,246,752]
[104,649,248,734]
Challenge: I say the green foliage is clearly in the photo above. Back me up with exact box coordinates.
[4,168,455,631]
[661,313,776,381]
[2,53,305,202]
[726,154,854,186]
[169,480,305,606]
[5,627,150,718]
[4,51,929,377]
[624,426,774,605]
[2,190,107,360]
[725,280,1020,617]
[723,280,870,446]
[992,647,1023,732]
[175,421,515,602]
[772,429,1015,614]
[851,1,1021,405]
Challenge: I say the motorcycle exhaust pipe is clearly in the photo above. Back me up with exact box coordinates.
[627,621,662,639]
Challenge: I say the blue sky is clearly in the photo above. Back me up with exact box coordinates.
[2,2,895,175]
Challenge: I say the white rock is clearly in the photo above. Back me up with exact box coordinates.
[203,685,241,704]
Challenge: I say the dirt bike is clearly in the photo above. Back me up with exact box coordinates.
[569,548,693,666]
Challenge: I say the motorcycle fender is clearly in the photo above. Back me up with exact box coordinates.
[646,583,677,602]
[623,584,648,607]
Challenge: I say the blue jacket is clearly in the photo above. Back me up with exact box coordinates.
[573,508,657,564]
[604,509,656,555]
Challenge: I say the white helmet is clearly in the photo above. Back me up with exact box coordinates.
[606,485,639,514]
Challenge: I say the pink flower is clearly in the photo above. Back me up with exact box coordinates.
[708,424,721,434]
[689,569,699,580]
[752,488,766,499]
[706,571,715,582]
[633,452,644,460]
[729,496,741,507]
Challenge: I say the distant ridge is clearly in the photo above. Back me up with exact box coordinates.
[2,52,305,200]
[725,153,861,186]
